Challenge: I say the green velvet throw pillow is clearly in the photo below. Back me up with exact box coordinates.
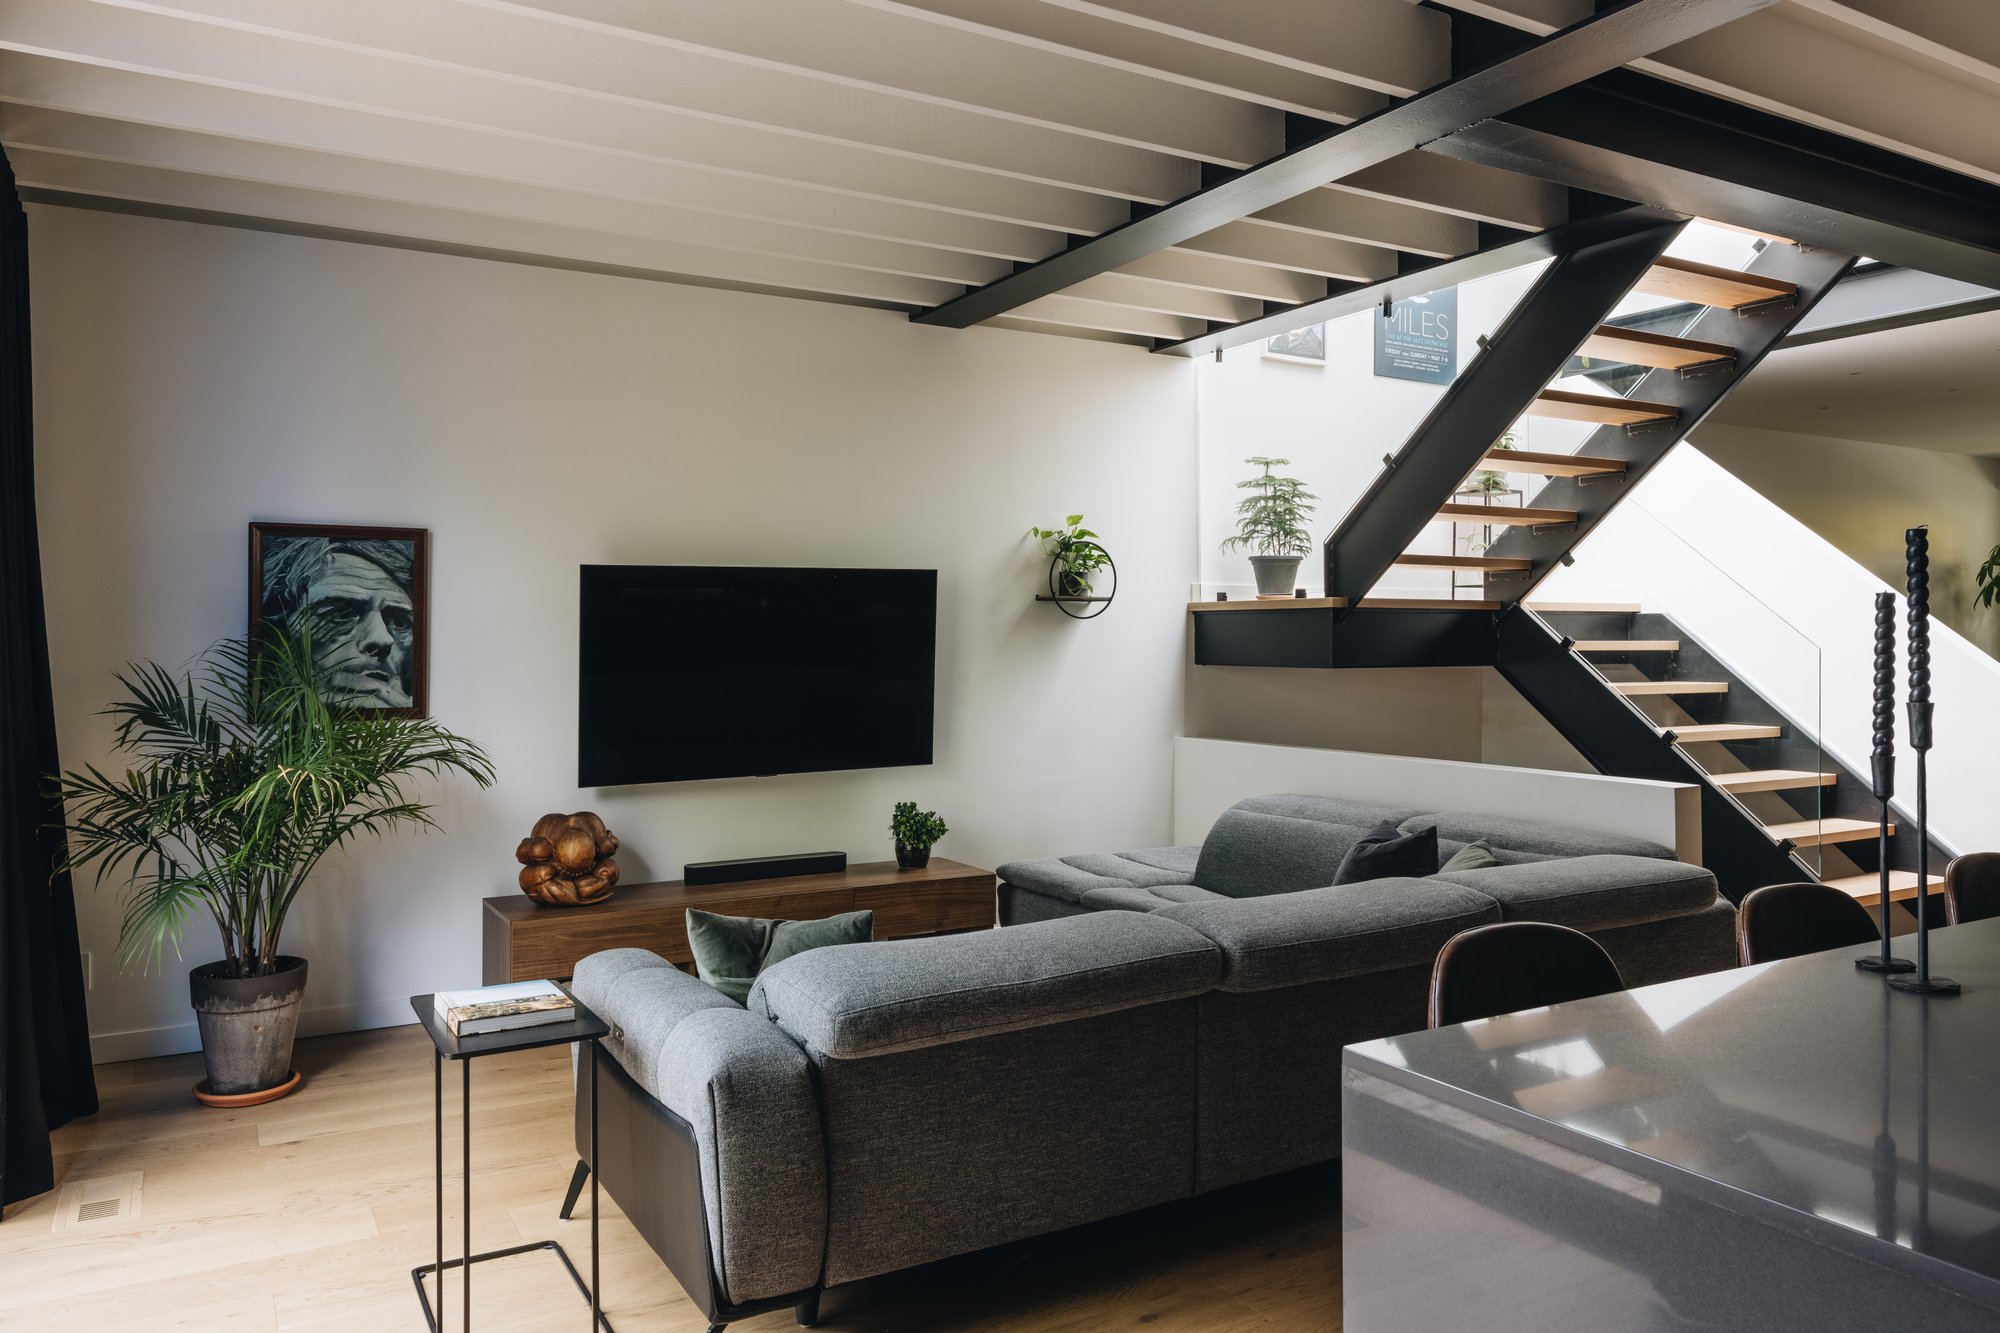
[1440,837,1500,873]
[685,908,873,1005]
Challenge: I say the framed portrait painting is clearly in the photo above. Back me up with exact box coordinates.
[249,522,430,715]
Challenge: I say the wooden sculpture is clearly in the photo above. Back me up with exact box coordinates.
[516,811,620,907]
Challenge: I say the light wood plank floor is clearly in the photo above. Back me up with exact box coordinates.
[2,1025,1341,1331]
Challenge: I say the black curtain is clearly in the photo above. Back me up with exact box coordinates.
[0,148,97,1213]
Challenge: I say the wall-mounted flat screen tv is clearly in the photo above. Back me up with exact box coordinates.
[577,565,937,787]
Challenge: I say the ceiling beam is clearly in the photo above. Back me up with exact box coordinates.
[1152,203,1685,359]
[9,0,1193,202]
[852,0,1388,122]
[911,0,1778,330]
[1427,71,2000,288]
[0,52,1128,236]
[1034,0,1450,98]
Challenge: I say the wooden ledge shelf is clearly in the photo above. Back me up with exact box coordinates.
[1612,679,1729,695]
[1187,597,1503,612]
[1392,553,1531,572]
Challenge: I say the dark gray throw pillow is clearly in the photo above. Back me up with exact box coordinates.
[1440,837,1501,873]
[1334,821,1438,885]
[685,908,873,1005]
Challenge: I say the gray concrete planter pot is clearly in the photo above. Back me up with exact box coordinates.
[1249,555,1303,597]
[189,955,308,1098]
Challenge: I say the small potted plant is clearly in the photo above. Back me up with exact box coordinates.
[1976,543,1999,612]
[1220,457,1317,597]
[890,801,948,870]
[1029,515,1111,598]
[1463,429,1521,496]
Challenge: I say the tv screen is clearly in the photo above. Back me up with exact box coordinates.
[577,565,937,786]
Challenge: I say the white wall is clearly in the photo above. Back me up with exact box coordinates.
[1172,738,1698,861]
[28,205,1199,1062]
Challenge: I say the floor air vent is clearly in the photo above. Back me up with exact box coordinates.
[52,1172,143,1231]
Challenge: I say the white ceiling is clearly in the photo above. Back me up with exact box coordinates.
[4,0,1997,346]
[1709,306,2000,457]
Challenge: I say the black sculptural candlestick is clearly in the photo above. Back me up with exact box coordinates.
[1857,591,1913,973]
[1889,527,1960,996]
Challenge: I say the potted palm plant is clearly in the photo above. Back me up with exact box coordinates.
[1221,456,1318,597]
[54,625,493,1104]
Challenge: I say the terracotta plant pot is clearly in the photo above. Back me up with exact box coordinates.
[896,844,932,870]
[1249,555,1303,597]
[189,956,308,1098]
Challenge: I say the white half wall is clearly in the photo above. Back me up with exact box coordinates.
[1172,737,1700,861]
[29,204,1199,1063]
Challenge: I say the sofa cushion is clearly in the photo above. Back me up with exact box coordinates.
[1440,837,1500,873]
[996,847,1201,906]
[748,912,1220,1059]
[1156,879,1501,992]
[1435,854,1716,932]
[1334,821,1438,885]
[1409,811,1673,864]
[1080,882,1226,913]
[1194,794,1421,898]
[686,907,873,1005]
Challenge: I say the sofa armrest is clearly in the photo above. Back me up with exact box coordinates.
[1155,879,1501,992]
[570,948,825,1306]
[1434,854,1717,931]
[748,913,1220,1059]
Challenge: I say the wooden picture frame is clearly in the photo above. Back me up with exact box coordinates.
[249,522,431,716]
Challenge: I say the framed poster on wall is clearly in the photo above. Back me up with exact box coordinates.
[1374,289,1457,385]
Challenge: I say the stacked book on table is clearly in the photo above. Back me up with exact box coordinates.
[434,980,574,1036]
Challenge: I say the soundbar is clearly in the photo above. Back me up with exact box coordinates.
[683,850,848,887]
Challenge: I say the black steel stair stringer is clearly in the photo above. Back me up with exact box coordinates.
[1319,218,1685,615]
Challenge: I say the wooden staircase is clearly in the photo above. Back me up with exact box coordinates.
[1530,605,1947,910]
[1354,243,1852,610]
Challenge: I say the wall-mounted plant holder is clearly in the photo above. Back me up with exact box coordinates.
[1036,541,1116,620]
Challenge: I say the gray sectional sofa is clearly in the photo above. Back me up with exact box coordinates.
[567,793,1735,1329]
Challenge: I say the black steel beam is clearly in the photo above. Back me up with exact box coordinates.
[909,0,1777,331]
[1428,70,2000,289]
[1153,199,1680,360]
[1318,219,1682,609]
[1192,606,1497,669]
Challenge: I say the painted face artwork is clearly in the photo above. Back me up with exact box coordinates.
[302,550,414,708]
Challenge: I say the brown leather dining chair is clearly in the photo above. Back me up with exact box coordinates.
[1428,921,1626,1029]
[1736,881,1879,965]
[1945,852,2000,926]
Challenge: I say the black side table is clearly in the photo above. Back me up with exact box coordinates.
[409,993,614,1332]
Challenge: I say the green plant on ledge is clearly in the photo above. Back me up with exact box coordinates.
[891,801,948,870]
[1029,514,1110,597]
[1220,456,1316,557]
[1976,543,2000,612]
[1467,428,1520,495]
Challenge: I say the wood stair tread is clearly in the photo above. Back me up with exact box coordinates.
[1574,639,1678,652]
[1710,768,1837,793]
[1187,596,1505,611]
[1479,448,1626,478]
[1391,553,1532,571]
[1436,502,1577,525]
[1612,679,1728,695]
[1824,870,1940,908]
[1766,817,1890,848]
[1529,601,1640,613]
[1581,325,1735,371]
[1634,256,1797,309]
[1528,388,1679,426]
[1659,722,1782,742]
